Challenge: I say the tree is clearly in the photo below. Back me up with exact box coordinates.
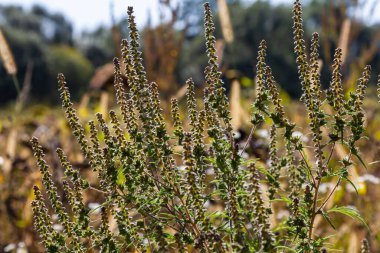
[0,4,91,104]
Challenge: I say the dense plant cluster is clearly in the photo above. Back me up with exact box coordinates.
[31,1,372,252]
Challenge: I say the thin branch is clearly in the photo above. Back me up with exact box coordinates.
[240,125,257,156]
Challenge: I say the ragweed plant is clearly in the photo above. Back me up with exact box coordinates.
[32,1,372,252]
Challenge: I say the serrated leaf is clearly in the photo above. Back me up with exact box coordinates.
[327,206,369,231]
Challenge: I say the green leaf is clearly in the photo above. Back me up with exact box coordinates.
[241,158,260,166]
[116,167,126,186]
[257,166,276,182]
[276,246,297,252]
[159,213,176,220]
[206,210,228,220]
[344,177,358,195]
[320,210,336,230]
[270,197,292,205]
[352,149,367,170]
[327,206,369,231]
[88,200,111,215]
[204,157,217,164]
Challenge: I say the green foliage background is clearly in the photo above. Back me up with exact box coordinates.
[1,1,380,104]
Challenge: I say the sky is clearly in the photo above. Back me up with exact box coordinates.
[1,0,379,34]
[0,0,161,33]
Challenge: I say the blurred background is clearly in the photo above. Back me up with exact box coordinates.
[1,0,380,252]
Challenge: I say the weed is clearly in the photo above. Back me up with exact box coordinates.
[31,1,371,252]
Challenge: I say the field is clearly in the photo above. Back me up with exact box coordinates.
[1,0,380,252]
